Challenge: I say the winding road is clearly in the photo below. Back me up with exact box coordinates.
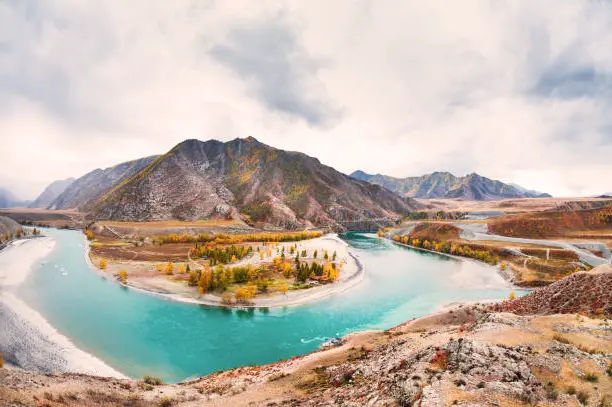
[454,223,611,267]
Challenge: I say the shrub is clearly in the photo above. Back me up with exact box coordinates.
[577,391,589,405]
[567,385,577,395]
[268,372,289,381]
[143,375,163,385]
[117,270,128,284]
[583,372,598,383]
[159,396,174,407]
[552,334,571,344]
[431,349,449,370]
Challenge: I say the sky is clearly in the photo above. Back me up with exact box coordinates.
[1,0,612,200]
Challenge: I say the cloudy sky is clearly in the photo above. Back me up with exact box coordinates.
[1,0,611,199]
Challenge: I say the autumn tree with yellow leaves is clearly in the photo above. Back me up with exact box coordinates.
[165,263,174,275]
[118,270,128,284]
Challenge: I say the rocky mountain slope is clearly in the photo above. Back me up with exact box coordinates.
[0,215,21,237]
[0,188,30,208]
[492,265,612,315]
[3,268,611,406]
[28,178,75,209]
[351,170,551,200]
[91,137,420,230]
[49,156,159,211]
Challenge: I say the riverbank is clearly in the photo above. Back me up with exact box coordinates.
[88,234,366,309]
[4,299,610,406]
[387,237,518,287]
[0,237,126,378]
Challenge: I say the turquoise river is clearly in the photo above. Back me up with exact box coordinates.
[18,228,524,382]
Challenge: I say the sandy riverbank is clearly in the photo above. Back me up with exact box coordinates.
[90,234,366,308]
[387,237,520,288]
[0,237,126,378]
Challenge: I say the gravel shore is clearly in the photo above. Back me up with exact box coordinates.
[0,237,125,378]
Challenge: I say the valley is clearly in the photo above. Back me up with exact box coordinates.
[1,141,611,407]
[3,4,612,405]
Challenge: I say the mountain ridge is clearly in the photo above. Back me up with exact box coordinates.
[350,170,551,200]
[0,187,30,208]
[91,137,421,230]
[49,156,160,211]
[29,178,75,209]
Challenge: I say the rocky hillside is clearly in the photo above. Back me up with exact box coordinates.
[493,265,612,315]
[28,178,75,209]
[91,138,420,230]
[351,170,551,200]
[49,156,159,211]
[0,188,30,208]
[0,215,21,237]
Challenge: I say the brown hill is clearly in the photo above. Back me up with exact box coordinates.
[488,204,612,238]
[494,265,612,315]
[91,137,421,230]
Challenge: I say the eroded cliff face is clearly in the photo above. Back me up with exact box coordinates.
[91,137,420,230]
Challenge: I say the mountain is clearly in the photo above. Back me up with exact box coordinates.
[91,137,420,229]
[508,183,552,198]
[0,188,30,208]
[350,171,551,200]
[49,156,159,211]
[28,178,75,209]
[0,215,21,237]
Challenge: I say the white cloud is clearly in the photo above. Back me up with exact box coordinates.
[0,0,611,199]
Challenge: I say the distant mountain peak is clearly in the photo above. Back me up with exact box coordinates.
[351,170,551,200]
[29,178,75,209]
[0,187,30,209]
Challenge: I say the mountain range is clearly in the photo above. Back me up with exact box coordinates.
[47,138,420,230]
[350,170,551,200]
[48,156,159,211]
[28,178,75,209]
[0,188,30,208]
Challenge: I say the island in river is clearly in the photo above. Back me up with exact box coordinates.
[85,221,364,308]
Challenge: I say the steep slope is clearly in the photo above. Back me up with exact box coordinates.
[0,215,21,237]
[0,188,29,208]
[28,178,75,209]
[49,156,159,211]
[92,137,420,229]
[494,265,612,315]
[351,170,551,200]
